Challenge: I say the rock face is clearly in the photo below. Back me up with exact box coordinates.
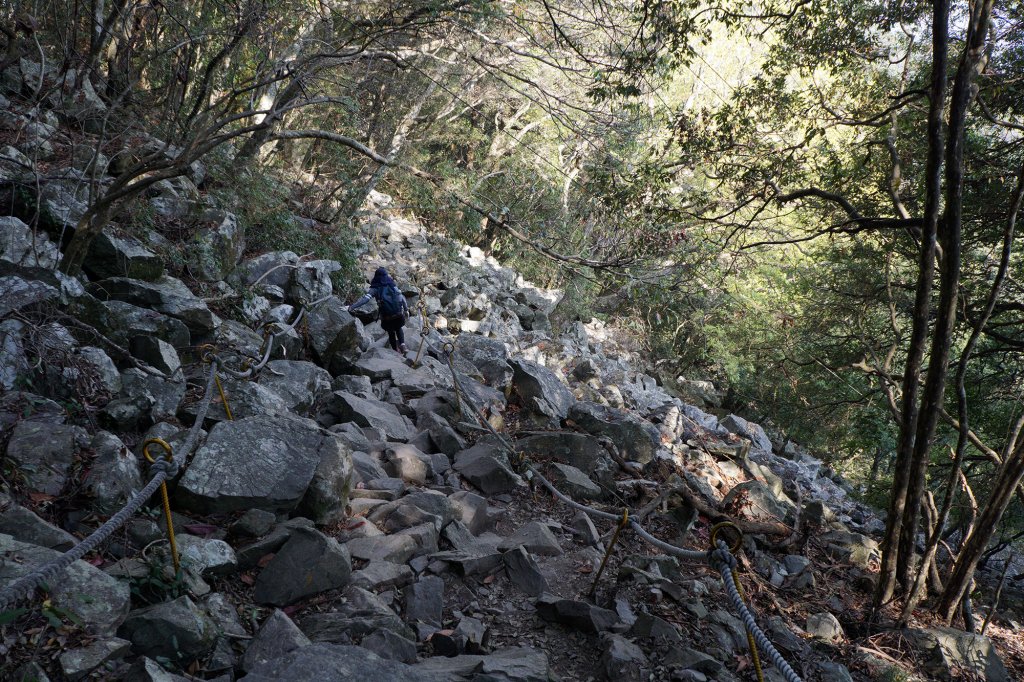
[177,415,352,523]
[0,534,130,634]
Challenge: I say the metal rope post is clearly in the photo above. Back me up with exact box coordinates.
[143,438,180,573]
[589,508,629,597]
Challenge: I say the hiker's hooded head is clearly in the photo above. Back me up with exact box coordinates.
[370,267,394,288]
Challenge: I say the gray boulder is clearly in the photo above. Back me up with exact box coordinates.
[1,216,61,269]
[257,360,332,414]
[721,413,774,453]
[905,627,1010,682]
[305,297,369,374]
[0,534,130,634]
[86,276,217,336]
[178,536,238,578]
[453,441,522,495]
[83,231,164,281]
[179,376,290,425]
[722,480,796,524]
[118,596,217,664]
[535,593,618,633]
[253,527,352,606]
[130,336,181,376]
[82,431,144,514]
[0,503,77,550]
[5,421,89,495]
[454,334,513,388]
[189,209,244,281]
[548,462,604,500]
[567,401,661,465]
[600,633,648,681]
[499,521,563,556]
[322,391,414,442]
[509,358,575,424]
[58,637,130,680]
[242,609,311,672]
[177,415,352,524]
[70,295,190,350]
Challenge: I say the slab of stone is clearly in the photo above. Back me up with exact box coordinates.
[499,521,563,556]
[806,612,844,642]
[5,421,89,496]
[118,596,217,663]
[905,626,1011,682]
[600,633,648,681]
[548,462,603,500]
[178,536,238,578]
[241,609,311,672]
[177,415,351,524]
[509,357,575,425]
[351,561,415,591]
[503,546,547,597]
[254,527,352,606]
[567,401,660,465]
[0,533,130,634]
[324,391,414,441]
[403,575,443,627]
[346,534,418,564]
[58,637,131,681]
[453,442,522,495]
[0,503,77,550]
[535,593,618,633]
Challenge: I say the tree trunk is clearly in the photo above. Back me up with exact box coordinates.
[873,0,950,611]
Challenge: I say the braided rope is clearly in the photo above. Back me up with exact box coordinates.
[0,465,172,610]
[711,543,802,682]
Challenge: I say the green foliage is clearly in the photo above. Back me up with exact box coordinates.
[128,559,188,606]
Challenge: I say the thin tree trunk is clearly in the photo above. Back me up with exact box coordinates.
[873,0,950,611]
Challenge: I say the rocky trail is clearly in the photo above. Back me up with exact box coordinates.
[1,78,1023,681]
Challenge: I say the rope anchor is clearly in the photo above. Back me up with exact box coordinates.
[142,438,181,573]
[588,508,629,597]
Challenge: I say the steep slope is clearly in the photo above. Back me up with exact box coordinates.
[1,69,1022,682]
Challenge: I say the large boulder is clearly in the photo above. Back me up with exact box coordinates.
[70,295,191,350]
[257,360,333,414]
[905,627,1010,682]
[5,421,90,495]
[83,230,164,281]
[322,391,414,442]
[509,358,575,425]
[188,209,244,281]
[82,431,144,514]
[720,413,774,454]
[253,527,352,606]
[1,216,61,269]
[241,609,311,672]
[722,480,796,524]
[516,432,616,490]
[453,441,522,495]
[0,533,130,634]
[454,334,513,389]
[567,402,661,465]
[86,276,217,336]
[118,596,217,664]
[304,297,369,374]
[179,376,291,426]
[177,415,352,523]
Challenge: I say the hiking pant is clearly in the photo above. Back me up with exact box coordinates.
[382,318,405,351]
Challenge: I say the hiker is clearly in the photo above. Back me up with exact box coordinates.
[348,267,409,353]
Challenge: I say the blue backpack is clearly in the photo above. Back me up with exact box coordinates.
[377,285,405,320]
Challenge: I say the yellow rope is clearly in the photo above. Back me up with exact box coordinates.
[142,438,180,573]
[710,522,763,682]
[213,371,234,421]
[589,508,629,597]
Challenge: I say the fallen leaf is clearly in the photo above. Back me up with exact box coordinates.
[577,565,593,574]
[257,553,275,568]
[240,573,255,586]
[28,491,54,503]
[482,574,494,584]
